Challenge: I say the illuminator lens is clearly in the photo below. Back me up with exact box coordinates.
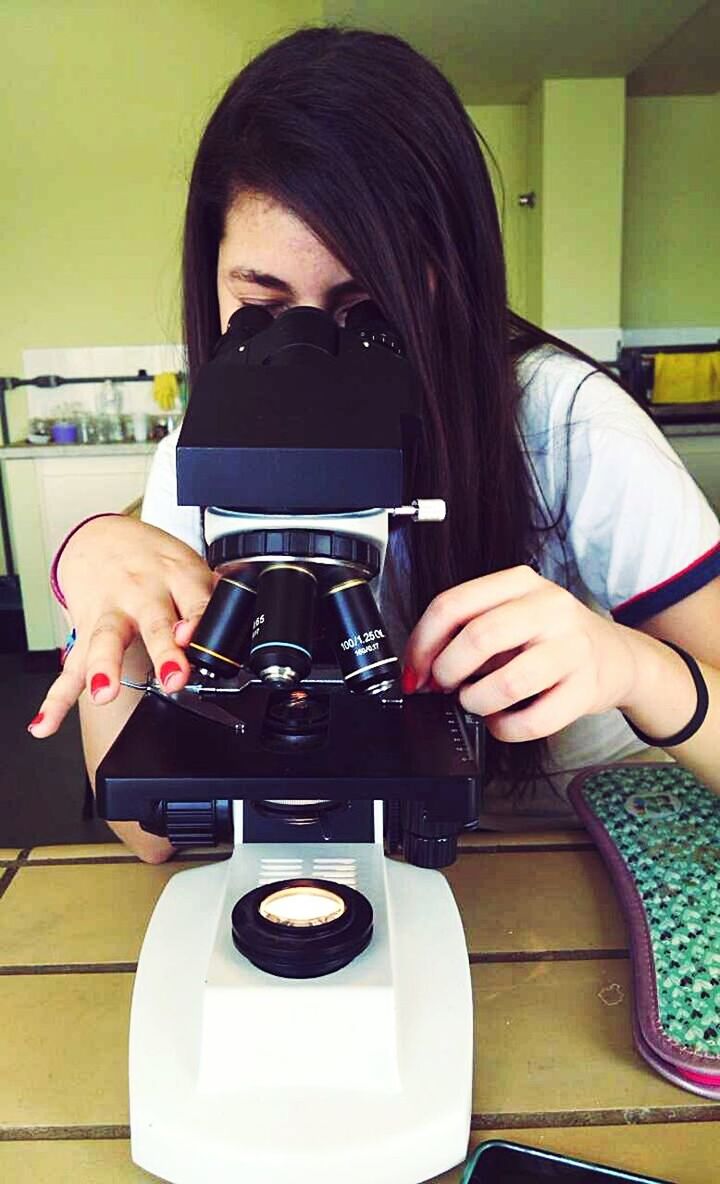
[258,886,346,927]
[232,877,373,978]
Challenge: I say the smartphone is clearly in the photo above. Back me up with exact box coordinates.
[461,1140,674,1184]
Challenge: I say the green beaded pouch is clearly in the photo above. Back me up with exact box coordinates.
[568,763,720,1098]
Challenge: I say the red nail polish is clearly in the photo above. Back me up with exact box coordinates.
[90,673,110,698]
[160,660,182,687]
[401,666,418,695]
[27,712,45,730]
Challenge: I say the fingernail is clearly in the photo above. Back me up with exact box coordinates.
[27,712,45,731]
[172,620,188,637]
[401,666,418,695]
[160,660,182,689]
[90,673,111,699]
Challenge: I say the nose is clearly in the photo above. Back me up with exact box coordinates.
[291,298,329,313]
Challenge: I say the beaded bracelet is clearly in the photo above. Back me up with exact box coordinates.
[49,513,122,608]
[623,640,709,748]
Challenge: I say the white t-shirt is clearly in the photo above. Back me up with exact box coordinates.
[142,345,720,798]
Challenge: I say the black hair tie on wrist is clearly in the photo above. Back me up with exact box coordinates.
[623,640,709,748]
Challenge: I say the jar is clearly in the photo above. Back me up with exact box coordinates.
[96,379,123,418]
[28,417,52,444]
[51,421,78,444]
[77,415,97,445]
[131,411,149,442]
[107,413,124,443]
[95,414,111,444]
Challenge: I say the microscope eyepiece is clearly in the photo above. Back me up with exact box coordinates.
[215,304,274,357]
[344,299,405,355]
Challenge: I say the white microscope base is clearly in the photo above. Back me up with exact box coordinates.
[129,847,473,1184]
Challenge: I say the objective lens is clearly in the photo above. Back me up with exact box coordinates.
[188,576,256,678]
[259,886,346,927]
[325,579,399,694]
[249,565,316,686]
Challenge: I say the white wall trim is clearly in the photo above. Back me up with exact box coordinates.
[546,326,720,361]
[546,327,621,362]
[622,327,720,348]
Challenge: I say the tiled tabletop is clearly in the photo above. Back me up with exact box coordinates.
[1,833,717,1182]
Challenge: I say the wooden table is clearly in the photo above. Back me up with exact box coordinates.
[0,828,716,1181]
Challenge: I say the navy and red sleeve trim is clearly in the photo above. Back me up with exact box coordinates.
[611,540,720,627]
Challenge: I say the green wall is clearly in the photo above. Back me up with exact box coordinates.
[0,0,529,447]
[520,85,719,335]
[525,85,544,327]
[5,4,716,417]
[2,5,717,579]
[3,7,717,394]
[528,78,626,332]
[466,105,528,318]
[0,0,321,441]
[623,93,720,329]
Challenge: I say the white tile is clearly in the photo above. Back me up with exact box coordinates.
[23,344,185,419]
[546,327,621,362]
[622,325,720,348]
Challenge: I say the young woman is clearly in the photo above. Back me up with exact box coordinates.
[28,27,720,862]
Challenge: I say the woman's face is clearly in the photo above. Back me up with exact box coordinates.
[216,191,369,334]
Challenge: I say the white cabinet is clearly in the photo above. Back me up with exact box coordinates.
[668,432,720,515]
[1,448,155,650]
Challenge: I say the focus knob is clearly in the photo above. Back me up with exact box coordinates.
[157,800,233,847]
[402,831,458,869]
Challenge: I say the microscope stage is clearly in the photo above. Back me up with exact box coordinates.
[96,684,481,820]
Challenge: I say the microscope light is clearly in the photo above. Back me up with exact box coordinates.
[232,877,374,977]
[259,884,346,927]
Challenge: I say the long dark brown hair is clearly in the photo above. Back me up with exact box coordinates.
[182,25,606,785]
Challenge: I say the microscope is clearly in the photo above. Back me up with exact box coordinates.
[96,301,483,1184]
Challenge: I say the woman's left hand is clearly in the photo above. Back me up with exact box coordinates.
[402,565,639,742]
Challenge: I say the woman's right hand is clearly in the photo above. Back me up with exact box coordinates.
[28,516,216,737]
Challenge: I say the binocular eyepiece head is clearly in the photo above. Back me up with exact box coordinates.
[218,299,405,361]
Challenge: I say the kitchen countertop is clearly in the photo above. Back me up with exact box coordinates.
[0,418,716,461]
[0,441,158,459]
[0,815,717,1181]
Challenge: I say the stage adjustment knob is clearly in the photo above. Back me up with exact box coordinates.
[158,800,233,847]
[400,800,460,869]
[402,831,458,869]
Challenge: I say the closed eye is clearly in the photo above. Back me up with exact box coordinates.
[236,299,366,325]
[238,300,288,316]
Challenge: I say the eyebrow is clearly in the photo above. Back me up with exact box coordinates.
[227,267,366,307]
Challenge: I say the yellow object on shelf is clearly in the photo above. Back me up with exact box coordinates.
[652,351,720,404]
[152,371,180,411]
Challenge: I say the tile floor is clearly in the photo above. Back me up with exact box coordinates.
[1,831,717,1182]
